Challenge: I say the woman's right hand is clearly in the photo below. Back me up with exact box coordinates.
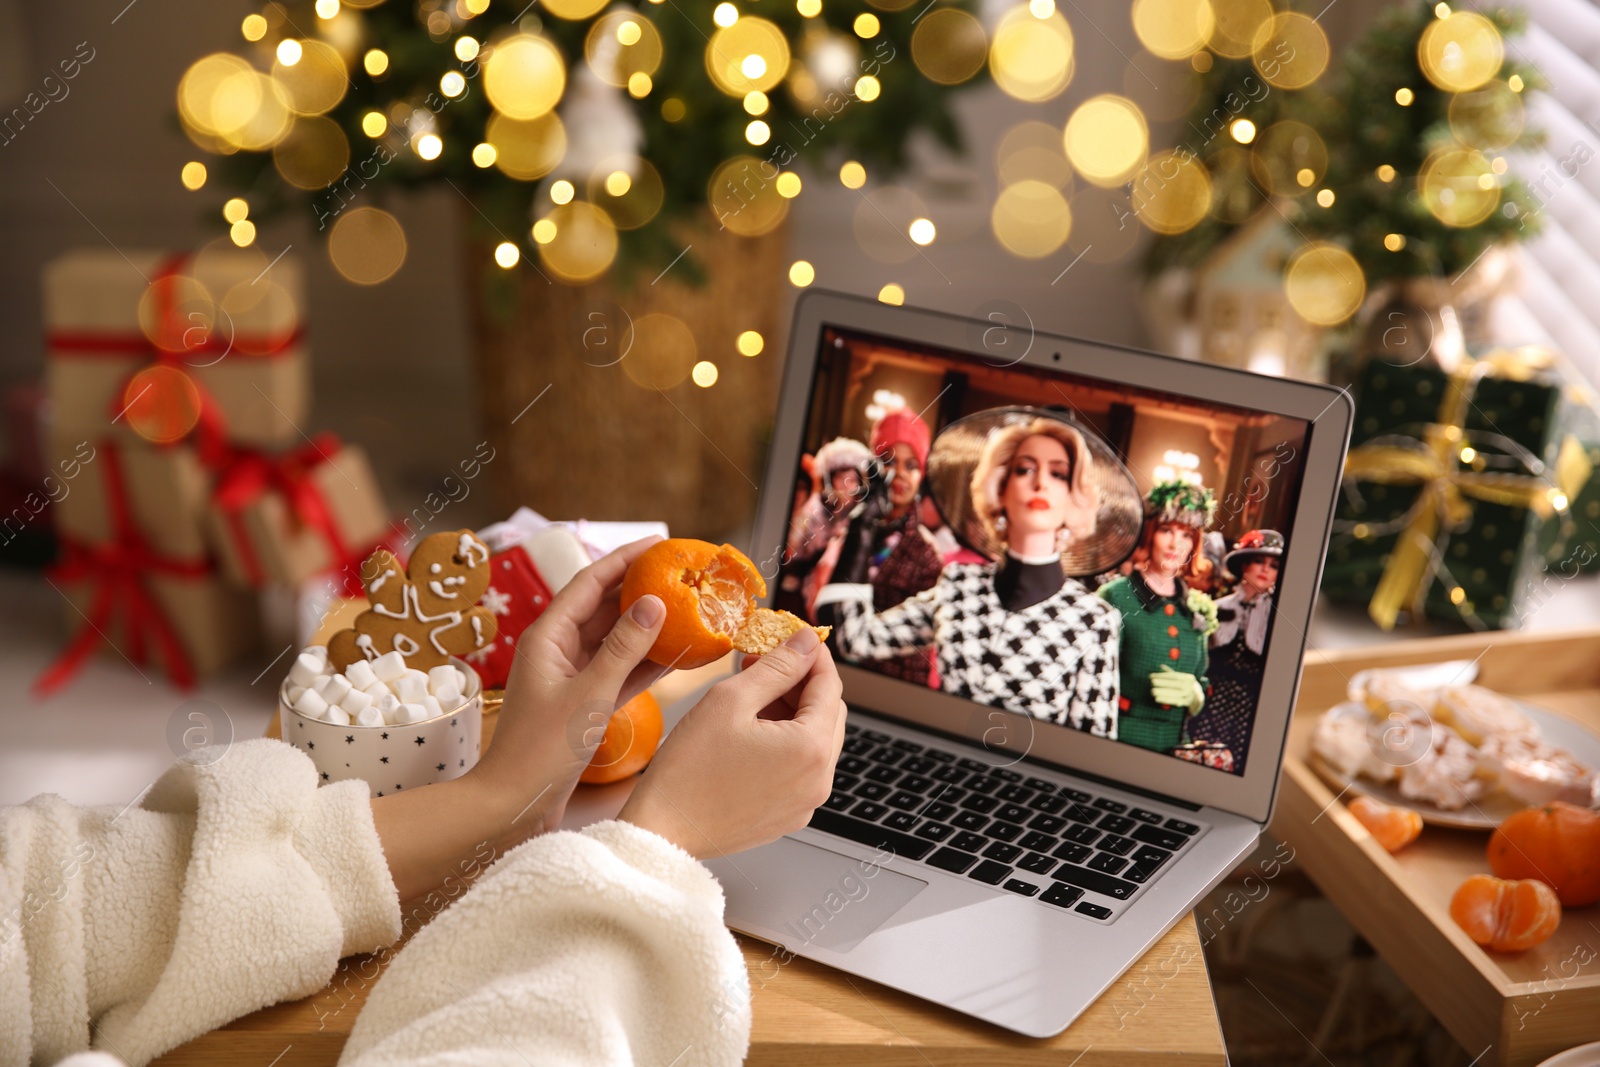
[618,630,846,860]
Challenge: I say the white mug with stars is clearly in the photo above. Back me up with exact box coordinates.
[280,650,485,798]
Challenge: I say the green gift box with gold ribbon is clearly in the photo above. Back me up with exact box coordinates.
[1536,385,1600,575]
[1321,347,1591,630]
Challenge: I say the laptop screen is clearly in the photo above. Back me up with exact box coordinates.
[776,325,1313,779]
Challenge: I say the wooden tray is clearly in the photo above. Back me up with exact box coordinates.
[1273,627,1600,1067]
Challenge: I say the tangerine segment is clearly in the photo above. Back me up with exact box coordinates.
[1349,795,1423,853]
[1449,873,1561,953]
[620,539,766,668]
[1489,801,1600,907]
[580,690,664,785]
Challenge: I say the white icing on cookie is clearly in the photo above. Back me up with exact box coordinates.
[355,632,378,660]
[430,562,442,574]
[458,533,489,567]
[471,615,485,647]
[393,632,421,656]
[369,567,396,593]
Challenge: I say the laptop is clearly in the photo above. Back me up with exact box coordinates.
[703,290,1353,1038]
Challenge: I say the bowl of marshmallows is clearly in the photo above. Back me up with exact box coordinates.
[279,645,484,797]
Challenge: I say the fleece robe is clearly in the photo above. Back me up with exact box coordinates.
[0,739,751,1067]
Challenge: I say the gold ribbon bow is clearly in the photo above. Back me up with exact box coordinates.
[1341,355,1592,629]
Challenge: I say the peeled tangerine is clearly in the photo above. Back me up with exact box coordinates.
[1348,795,1423,853]
[1450,874,1561,953]
[620,539,830,669]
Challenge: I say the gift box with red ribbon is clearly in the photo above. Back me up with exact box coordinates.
[43,249,308,453]
[462,527,592,689]
[208,434,391,589]
[49,434,212,559]
[35,444,259,695]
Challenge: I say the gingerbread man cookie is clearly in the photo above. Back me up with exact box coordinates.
[328,529,499,671]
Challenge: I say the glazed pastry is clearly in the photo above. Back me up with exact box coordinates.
[1436,685,1538,746]
[1397,724,1491,811]
[1478,733,1598,807]
[1349,668,1433,720]
[1312,706,1400,784]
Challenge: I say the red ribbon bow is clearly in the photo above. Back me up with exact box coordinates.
[34,444,208,695]
[212,432,353,587]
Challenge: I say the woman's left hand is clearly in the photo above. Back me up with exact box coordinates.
[467,534,670,848]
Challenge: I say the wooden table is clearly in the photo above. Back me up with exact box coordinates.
[153,599,1228,1066]
[1271,627,1600,1067]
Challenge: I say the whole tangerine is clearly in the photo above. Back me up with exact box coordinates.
[1349,795,1423,853]
[579,690,664,785]
[1449,873,1561,953]
[1488,801,1600,907]
[619,538,828,668]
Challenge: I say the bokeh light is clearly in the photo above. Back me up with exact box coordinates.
[551,179,575,204]
[229,219,257,247]
[273,39,347,115]
[1230,118,1255,143]
[414,132,443,160]
[1250,120,1325,197]
[776,171,802,197]
[223,197,249,223]
[737,330,764,355]
[746,119,771,143]
[1420,145,1499,227]
[992,180,1071,257]
[853,185,931,263]
[277,39,304,66]
[1064,94,1147,187]
[715,3,739,27]
[1284,243,1366,325]
[1132,0,1214,60]
[328,206,408,285]
[588,156,664,229]
[706,17,790,95]
[692,360,719,387]
[989,5,1074,102]
[586,11,664,87]
[854,13,880,37]
[1206,0,1271,58]
[180,161,207,190]
[487,112,567,180]
[1419,11,1503,93]
[472,142,497,167]
[1384,233,1406,252]
[997,120,1073,189]
[242,14,268,41]
[456,36,481,61]
[485,35,567,119]
[840,160,867,188]
[495,241,521,268]
[536,201,619,282]
[178,54,292,152]
[855,75,881,101]
[123,366,202,445]
[708,155,790,236]
[789,259,815,286]
[1129,150,1212,234]
[798,0,821,15]
[878,282,905,304]
[363,49,389,76]
[911,9,987,84]
[273,115,350,190]
[623,313,697,390]
[361,110,386,137]
[544,0,607,20]
[1250,12,1328,89]
[908,217,936,245]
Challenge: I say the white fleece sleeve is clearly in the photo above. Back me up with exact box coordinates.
[339,819,752,1067]
[0,739,401,1067]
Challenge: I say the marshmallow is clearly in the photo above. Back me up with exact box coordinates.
[372,650,408,682]
[420,695,443,721]
[286,684,307,706]
[377,692,399,713]
[288,651,325,688]
[313,673,352,707]
[395,702,429,725]
[340,688,373,716]
[356,705,385,727]
[363,682,391,702]
[395,671,429,704]
[293,689,329,720]
[428,665,467,695]
[381,695,406,726]
[324,705,352,726]
[433,683,463,711]
[344,659,378,690]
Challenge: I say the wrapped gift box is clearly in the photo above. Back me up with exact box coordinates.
[1321,350,1590,630]
[49,435,212,560]
[465,526,591,689]
[43,249,308,450]
[208,435,391,588]
[1536,386,1600,575]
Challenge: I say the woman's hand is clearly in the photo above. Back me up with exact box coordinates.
[471,534,671,843]
[372,535,670,901]
[618,630,846,859]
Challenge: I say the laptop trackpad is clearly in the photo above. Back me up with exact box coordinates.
[711,836,928,954]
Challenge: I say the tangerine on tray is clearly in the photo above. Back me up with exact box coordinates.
[580,690,663,785]
[1488,801,1600,907]
[1449,874,1561,953]
[620,538,828,669]
[1348,795,1423,852]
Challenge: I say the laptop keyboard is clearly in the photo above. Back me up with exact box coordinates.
[806,722,1206,923]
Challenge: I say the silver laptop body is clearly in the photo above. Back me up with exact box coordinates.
[705,291,1353,1038]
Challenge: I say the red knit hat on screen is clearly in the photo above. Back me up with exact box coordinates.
[870,407,932,468]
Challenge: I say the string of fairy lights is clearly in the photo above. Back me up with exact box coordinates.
[173,0,1528,389]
